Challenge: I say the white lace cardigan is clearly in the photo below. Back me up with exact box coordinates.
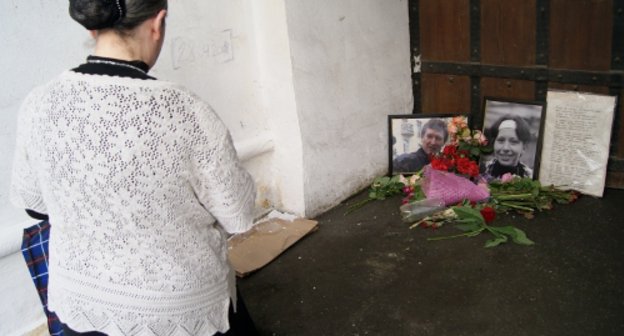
[10,71,256,336]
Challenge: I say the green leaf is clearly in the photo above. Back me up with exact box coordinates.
[471,147,481,157]
[452,206,485,224]
[455,222,481,232]
[484,235,508,248]
[490,226,535,245]
[509,227,535,245]
[412,189,426,201]
[371,177,389,190]
[390,175,404,184]
[489,225,515,235]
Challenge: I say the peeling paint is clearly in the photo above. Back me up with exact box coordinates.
[413,54,421,73]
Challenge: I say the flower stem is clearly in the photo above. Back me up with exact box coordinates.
[494,193,534,201]
[499,202,535,212]
[428,228,484,241]
[344,198,372,215]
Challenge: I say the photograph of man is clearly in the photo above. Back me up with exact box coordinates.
[392,118,449,173]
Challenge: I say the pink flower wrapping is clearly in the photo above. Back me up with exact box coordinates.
[422,166,490,206]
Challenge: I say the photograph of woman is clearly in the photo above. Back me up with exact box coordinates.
[480,99,545,179]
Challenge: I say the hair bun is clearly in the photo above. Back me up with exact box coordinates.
[69,0,125,30]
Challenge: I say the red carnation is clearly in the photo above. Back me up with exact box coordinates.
[466,161,480,177]
[455,157,470,173]
[430,158,449,171]
[480,207,496,223]
[442,145,457,156]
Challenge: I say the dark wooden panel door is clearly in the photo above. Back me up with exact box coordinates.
[419,0,471,62]
[421,74,471,114]
[410,0,624,187]
[549,0,613,71]
[481,0,537,66]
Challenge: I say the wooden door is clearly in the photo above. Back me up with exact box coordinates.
[410,0,624,187]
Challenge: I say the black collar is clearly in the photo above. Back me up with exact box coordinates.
[72,55,155,80]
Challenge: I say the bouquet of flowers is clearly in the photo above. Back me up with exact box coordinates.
[429,116,491,178]
[413,116,491,205]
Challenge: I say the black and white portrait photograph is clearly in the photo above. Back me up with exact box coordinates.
[389,114,454,175]
[480,98,545,179]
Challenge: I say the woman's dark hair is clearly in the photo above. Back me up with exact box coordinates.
[69,0,167,31]
[488,115,531,144]
[421,118,449,143]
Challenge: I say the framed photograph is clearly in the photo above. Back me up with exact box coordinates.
[388,114,456,175]
[480,97,546,180]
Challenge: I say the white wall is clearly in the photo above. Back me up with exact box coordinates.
[154,0,277,212]
[249,1,307,215]
[285,0,413,216]
[1,0,412,333]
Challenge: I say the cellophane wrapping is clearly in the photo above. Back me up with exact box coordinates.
[422,166,490,206]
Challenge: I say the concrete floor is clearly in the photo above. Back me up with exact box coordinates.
[238,187,624,336]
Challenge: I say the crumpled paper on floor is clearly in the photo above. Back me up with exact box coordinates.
[228,214,318,277]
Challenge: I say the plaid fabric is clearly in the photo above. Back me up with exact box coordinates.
[21,220,64,336]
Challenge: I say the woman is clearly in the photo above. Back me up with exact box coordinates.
[483,115,534,179]
[10,1,257,335]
